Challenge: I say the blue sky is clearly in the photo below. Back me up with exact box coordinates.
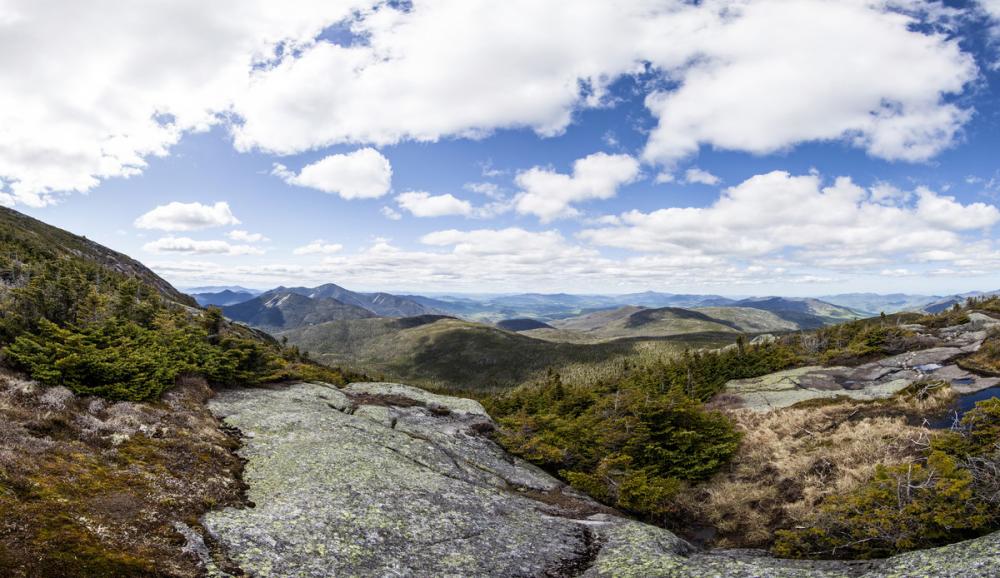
[5,1,1000,296]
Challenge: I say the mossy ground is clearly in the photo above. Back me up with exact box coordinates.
[0,372,245,577]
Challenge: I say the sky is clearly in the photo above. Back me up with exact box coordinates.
[4,0,1000,296]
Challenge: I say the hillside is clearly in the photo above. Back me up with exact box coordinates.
[821,291,1000,315]
[819,292,942,315]
[524,304,806,343]
[693,306,800,333]
[279,315,735,391]
[495,318,554,331]
[417,292,733,322]
[191,289,257,307]
[732,297,862,328]
[0,208,358,574]
[0,206,354,397]
[278,283,442,317]
[222,290,375,330]
[392,291,861,326]
[0,206,194,306]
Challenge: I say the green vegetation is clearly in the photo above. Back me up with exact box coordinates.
[960,331,1000,375]
[280,315,739,392]
[0,374,248,577]
[487,341,797,522]
[773,399,1000,559]
[488,298,1000,557]
[792,317,917,365]
[0,207,356,402]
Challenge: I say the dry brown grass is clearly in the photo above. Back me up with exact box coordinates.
[675,391,954,548]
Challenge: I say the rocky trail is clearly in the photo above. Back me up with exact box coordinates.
[196,381,1000,577]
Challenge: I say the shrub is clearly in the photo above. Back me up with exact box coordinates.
[490,357,746,523]
[5,318,178,401]
[773,399,1000,559]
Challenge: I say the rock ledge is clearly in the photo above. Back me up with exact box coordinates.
[203,382,1000,577]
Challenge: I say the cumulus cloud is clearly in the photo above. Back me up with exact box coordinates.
[684,167,721,186]
[0,0,371,206]
[640,0,976,164]
[227,229,269,243]
[231,2,649,153]
[0,1,984,204]
[273,148,392,199]
[396,191,473,217]
[293,240,344,255]
[514,152,641,222]
[149,227,812,292]
[233,0,976,166]
[148,193,1000,291]
[142,236,263,255]
[134,201,240,231]
[580,171,1000,268]
[915,188,1000,229]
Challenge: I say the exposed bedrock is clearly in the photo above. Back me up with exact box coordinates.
[202,382,1000,577]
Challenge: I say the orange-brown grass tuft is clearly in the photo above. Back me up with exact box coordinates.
[675,395,944,548]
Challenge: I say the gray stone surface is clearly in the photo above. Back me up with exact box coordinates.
[203,381,1000,577]
[725,317,1000,411]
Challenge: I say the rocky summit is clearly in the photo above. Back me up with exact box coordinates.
[201,381,1000,577]
[725,313,1000,411]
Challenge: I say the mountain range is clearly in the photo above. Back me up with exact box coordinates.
[218,284,443,330]
[202,284,864,330]
[196,284,1000,325]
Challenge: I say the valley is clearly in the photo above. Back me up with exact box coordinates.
[196,281,870,391]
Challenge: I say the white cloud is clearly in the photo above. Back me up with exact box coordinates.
[0,0,371,206]
[880,268,915,277]
[979,0,1000,42]
[274,148,392,199]
[514,152,640,222]
[641,0,976,164]
[231,2,650,153]
[479,161,506,178]
[232,0,976,166]
[134,201,240,231]
[147,206,1000,292]
[869,182,910,204]
[581,170,1000,267]
[227,229,269,243]
[293,240,344,255]
[464,182,504,200]
[143,236,263,255]
[149,228,810,292]
[683,167,721,186]
[654,172,676,184]
[915,188,1000,229]
[396,191,473,217]
[0,1,983,205]
[381,206,402,220]
[420,228,592,259]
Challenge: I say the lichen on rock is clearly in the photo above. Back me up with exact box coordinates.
[203,381,1000,577]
